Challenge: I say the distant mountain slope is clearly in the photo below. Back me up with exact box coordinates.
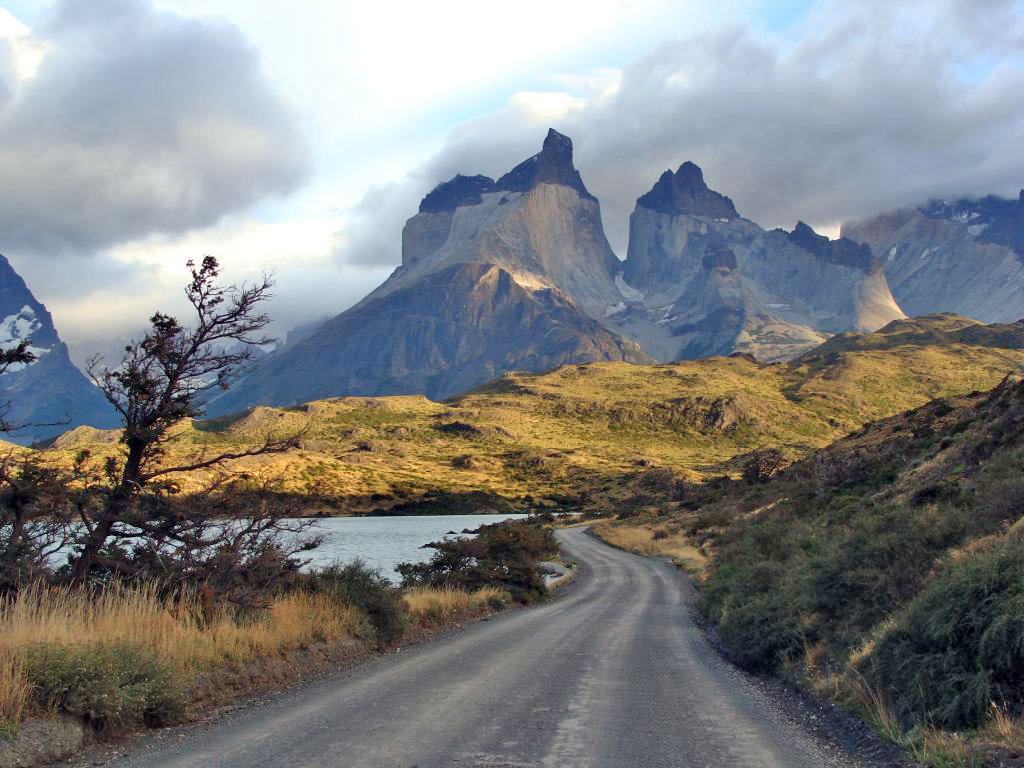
[0,255,116,444]
[842,190,1024,323]
[612,163,905,362]
[206,261,649,413]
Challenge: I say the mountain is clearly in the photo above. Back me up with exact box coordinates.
[207,130,648,413]
[0,255,116,444]
[212,132,914,414]
[612,163,905,362]
[841,190,1024,323]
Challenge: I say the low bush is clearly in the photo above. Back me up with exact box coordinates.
[304,560,407,649]
[24,642,187,733]
[397,520,556,603]
[865,536,1024,730]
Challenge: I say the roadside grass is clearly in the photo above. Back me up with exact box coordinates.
[403,586,509,622]
[0,650,28,739]
[0,582,366,734]
[0,576,522,738]
[592,521,708,577]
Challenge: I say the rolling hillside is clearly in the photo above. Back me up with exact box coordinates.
[45,314,1024,516]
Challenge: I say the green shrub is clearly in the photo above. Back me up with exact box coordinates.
[305,560,408,649]
[397,520,556,603]
[24,643,186,733]
[865,536,1024,730]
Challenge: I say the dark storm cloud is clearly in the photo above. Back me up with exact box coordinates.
[335,0,1024,263]
[0,0,310,255]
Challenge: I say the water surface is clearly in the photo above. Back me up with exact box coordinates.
[300,514,526,582]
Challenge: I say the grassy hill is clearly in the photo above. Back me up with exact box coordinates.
[597,363,1024,765]
[39,314,1024,517]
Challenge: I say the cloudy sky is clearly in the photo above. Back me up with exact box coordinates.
[1,0,1022,366]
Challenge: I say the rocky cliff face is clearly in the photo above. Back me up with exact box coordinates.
[379,128,622,320]
[613,165,905,362]
[0,255,116,444]
[842,191,1024,323]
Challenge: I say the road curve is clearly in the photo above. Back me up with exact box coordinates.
[105,527,863,768]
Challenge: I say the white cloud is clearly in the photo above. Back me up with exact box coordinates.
[0,0,309,256]
[334,0,1024,265]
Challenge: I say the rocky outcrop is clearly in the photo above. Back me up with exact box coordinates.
[494,128,596,202]
[206,261,650,413]
[613,165,904,362]
[0,255,116,444]
[842,191,1024,323]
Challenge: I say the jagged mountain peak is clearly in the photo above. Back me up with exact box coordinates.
[495,128,595,201]
[786,221,878,271]
[636,161,739,219]
[419,174,496,214]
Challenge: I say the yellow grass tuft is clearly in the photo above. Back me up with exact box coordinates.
[0,649,29,732]
[402,586,508,622]
[593,522,708,577]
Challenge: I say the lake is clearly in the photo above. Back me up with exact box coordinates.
[299,514,526,582]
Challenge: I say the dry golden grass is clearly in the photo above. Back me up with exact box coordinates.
[0,582,365,725]
[979,704,1024,757]
[593,522,708,577]
[402,586,508,622]
[0,650,28,730]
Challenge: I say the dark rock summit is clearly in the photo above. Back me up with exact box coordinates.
[495,128,596,201]
[636,162,739,219]
[419,174,496,214]
[787,221,878,271]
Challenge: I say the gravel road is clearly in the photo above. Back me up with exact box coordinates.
[104,526,872,768]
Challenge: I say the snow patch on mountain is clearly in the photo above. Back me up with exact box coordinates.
[0,305,51,371]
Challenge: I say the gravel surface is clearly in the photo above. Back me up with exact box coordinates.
[94,527,901,768]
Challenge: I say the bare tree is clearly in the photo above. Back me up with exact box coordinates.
[68,257,311,587]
